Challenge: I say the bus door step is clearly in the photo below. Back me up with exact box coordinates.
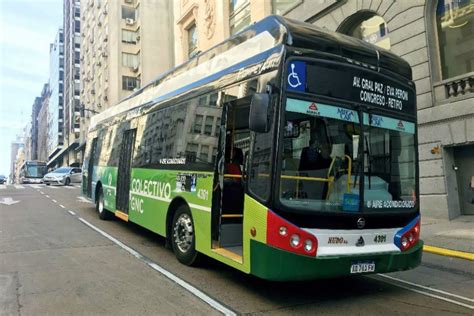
[220,223,243,247]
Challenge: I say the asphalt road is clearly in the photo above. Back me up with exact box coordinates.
[1,184,473,315]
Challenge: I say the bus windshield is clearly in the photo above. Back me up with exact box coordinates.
[279,98,416,213]
[26,164,47,178]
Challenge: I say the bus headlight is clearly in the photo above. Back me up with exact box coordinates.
[401,236,409,249]
[395,216,421,251]
[304,239,313,252]
[267,210,318,256]
[290,234,300,248]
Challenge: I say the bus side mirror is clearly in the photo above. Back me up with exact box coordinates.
[249,93,270,133]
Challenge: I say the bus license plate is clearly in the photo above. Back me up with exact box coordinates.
[350,262,375,274]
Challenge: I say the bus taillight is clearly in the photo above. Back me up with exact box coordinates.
[395,216,421,251]
[267,210,318,257]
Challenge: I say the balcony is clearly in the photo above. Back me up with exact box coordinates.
[434,72,474,104]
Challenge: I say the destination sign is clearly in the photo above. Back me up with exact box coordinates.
[305,61,416,116]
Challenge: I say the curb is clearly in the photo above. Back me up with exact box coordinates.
[423,245,474,261]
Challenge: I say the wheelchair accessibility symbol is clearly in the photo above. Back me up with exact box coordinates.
[287,61,305,91]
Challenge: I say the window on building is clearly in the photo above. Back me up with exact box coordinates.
[229,0,251,35]
[186,143,199,163]
[122,76,140,91]
[122,29,138,44]
[339,14,391,50]
[272,0,302,14]
[74,51,80,64]
[122,52,139,68]
[74,20,80,33]
[204,116,213,135]
[187,23,198,58]
[193,115,203,133]
[200,145,209,162]
[122,6,137,20]
[74,7,80,17]
[436,0,474,79]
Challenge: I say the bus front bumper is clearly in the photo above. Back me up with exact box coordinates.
[250,240,423,281]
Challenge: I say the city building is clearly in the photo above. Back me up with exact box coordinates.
[63,0,82,166]
[47,29,66,169]
[29,96,43,161]
[172,0,473,219]
[9,140,23,184]
[14,147,26,184]
[80,0,174,156]
[37,84,50,162]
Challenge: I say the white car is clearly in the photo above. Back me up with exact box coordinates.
[43,167,82,186]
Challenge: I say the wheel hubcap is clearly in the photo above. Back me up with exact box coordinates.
[173,214,193,253]
[98,195,104,213]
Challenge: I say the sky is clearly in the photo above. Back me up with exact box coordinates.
[0,0,62,177]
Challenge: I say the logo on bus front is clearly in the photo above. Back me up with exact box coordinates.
[337,108,355,122]
[370,115,384,127]
[306,103,320,116]
[397,120,405,131]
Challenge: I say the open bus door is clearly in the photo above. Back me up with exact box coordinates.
[211,98,250,259]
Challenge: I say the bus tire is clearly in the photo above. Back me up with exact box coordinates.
[171,205,201,266]
[96,187,113,220]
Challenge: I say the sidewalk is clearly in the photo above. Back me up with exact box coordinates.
[421,215,474,258]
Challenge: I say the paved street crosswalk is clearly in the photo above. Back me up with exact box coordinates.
[0,184,80,190]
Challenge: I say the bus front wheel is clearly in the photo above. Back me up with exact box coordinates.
[96,187,113,220]
[171,205,201,266]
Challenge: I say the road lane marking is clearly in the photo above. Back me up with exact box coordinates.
[375,274,474,310]
[384,281,473,310]
[378,274,474,303]
[0,197,20,205]
[68,210,76,215]
[48,186,59,189]
[424,245,474,261]
[14,185,24,189]
[52,199,58,203]
[45,195,50,198]
[77,196,92,204]
[39,191,44,194]
[30,184,42,189]
[65,186,76,189]
[59,204,66,209]
[77,217,237,315]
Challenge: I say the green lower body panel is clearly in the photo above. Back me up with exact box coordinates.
[250,240,423,281]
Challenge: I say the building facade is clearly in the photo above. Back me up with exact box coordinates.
[9,141,23,183]
[173,0,473,219]
[37,84,51,162]
[29,96,43,161]
[47,29,66,168]
[80,0,175,152]
[63,0,82,166]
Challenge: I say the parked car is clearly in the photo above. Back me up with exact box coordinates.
[0,175,6,184]
[43,167,82,186]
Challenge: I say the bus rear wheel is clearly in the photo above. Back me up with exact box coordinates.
[96,187,113,220]
[171,205,201,266]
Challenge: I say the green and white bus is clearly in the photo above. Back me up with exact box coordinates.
[82,16,421,280]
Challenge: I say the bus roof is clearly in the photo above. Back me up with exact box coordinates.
[89,15,412,130]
